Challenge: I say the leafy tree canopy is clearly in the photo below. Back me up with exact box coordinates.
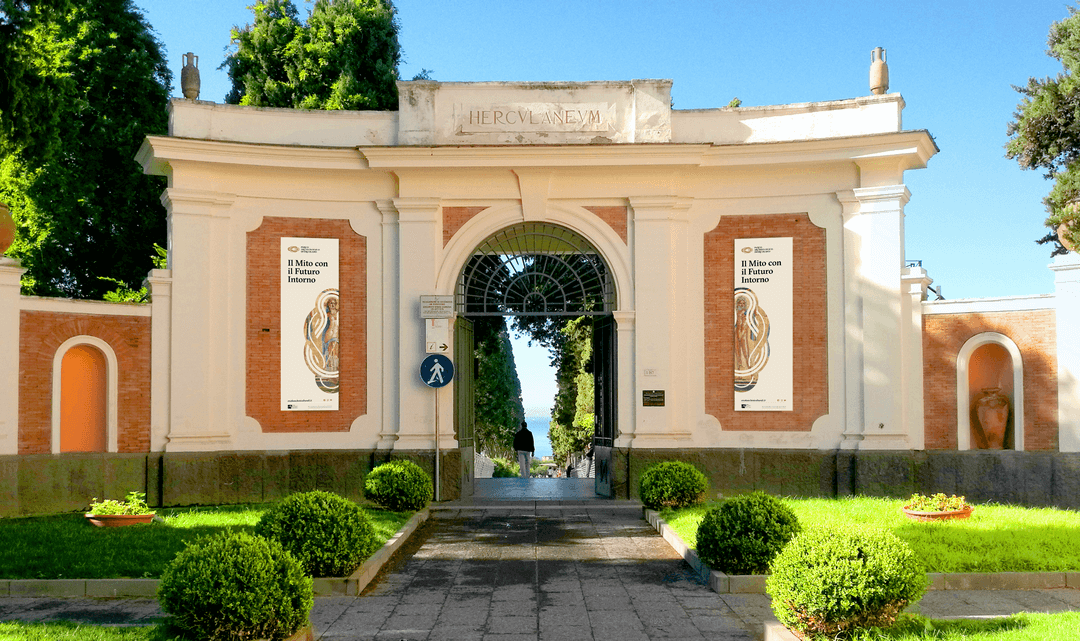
[223,0,401,110]
[0,0,171,298]
[1007,6,1080,254]
[472,316,525,458]
[0,0,73,156]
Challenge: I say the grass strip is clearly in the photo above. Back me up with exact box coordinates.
[660,496,1080,573]
[845,612,1080,640]
[0,503,412,580]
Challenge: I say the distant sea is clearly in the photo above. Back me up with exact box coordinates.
[525,415,553,459]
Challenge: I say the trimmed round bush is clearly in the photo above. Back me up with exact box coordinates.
[158,530,312,641]
[766,525,928,638]
[696,491,801,575]
[364,459,433,511]
[255,490,378,577]
[639,460,709,509]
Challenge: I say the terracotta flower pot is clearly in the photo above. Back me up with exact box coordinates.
[85,513,155,527]
[901,505,973,522]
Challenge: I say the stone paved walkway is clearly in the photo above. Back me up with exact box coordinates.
[312,504,760,640]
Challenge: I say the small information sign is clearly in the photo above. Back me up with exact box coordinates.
[642,390,665,407]
[426,319,450,354]
[420,295,455,319]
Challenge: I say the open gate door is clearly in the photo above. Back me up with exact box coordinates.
[593,314,617,497]
[454,316,475,498]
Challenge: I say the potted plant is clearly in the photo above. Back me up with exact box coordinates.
[86,491,156,527]
[901,493,973,522]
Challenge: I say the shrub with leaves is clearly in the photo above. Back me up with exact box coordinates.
[639,460,709,509]
[255,490,377,577]
[696,491,801,575]
[364,459,433,511]
[766,525,928,638]
[87,491,153,515]
[158,530,312,641]
[491,456,519,478]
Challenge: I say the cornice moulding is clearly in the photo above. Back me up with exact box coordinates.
[141,136,368,172]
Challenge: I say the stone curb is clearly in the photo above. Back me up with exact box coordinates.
[642,508,1080,595]
[0,509,431,599]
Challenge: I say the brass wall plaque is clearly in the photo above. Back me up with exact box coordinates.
[642,390,665,407]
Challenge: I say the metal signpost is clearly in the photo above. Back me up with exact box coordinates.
[420,353,454,501]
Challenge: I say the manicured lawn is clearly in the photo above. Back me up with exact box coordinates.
[660,496,1080,573]
[0,503,412,580]
[0,622,167,640]
[845,612,1080,640]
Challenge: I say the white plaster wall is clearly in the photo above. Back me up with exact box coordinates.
[143,83,936,454]
[672,95,904,144]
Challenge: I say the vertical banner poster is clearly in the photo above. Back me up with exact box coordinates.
[281,237,339,411]
[734,237,792,411]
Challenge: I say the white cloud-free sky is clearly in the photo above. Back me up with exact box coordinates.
[135,0,1075,421]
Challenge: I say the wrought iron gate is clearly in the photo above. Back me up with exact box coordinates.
[592,314,617,497]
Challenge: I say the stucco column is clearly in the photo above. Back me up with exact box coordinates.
[612,311,636,448]
[901,264,933,451]
[628,196,692,446]
[161,189,236,451]
[393,197,442,450]
[1052,253,1080,452]
[0,258,25,455]
[375,200,401,449]
[145,269,172,452]
[842,185,911,449]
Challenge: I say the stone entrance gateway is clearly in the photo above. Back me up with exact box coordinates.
[453,222,619,498]
[8,71,1080,516]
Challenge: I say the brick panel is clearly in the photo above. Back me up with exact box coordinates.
[247,217,367,432]
[584,206,628,244]
[443,207,487,246]
[923,310,1057,450]
[703,214,828,430]
[18,312,151,454]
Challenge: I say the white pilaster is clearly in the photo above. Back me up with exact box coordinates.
[393,197,442,450]
[612,311,636,448]
[161,189,236,451]
[1052,253,1080,452]
[0,258,25,455]
[145,269,173,452]
[836,191,864,449]
[376,200,401,449]
[628,196,692,445]
[901,264,932,451]
[843,185,910,449]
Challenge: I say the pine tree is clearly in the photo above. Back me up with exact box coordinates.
[1007,7,1080,254]
[223,0,401,110]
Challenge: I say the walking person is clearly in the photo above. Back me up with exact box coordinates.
[513,420,534,478]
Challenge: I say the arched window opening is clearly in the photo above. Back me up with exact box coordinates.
[60,344,107,452]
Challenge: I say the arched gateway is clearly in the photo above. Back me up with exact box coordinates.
[453,222,620,497]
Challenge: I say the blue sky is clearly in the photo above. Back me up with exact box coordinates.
[134,0,1075,420]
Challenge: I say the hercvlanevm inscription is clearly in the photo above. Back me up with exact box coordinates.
[455,103,615,133]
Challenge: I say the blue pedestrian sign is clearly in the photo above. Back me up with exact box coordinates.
[420,354,454,388]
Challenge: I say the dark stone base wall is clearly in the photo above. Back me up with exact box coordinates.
[620,448,1080,510]
[4,448,1077,515]
[0,449,462,517]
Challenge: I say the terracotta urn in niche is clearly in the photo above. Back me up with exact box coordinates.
[973,387,1010,449]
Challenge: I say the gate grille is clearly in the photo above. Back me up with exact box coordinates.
[456,223,615,316]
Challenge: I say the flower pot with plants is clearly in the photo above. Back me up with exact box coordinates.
[901,493,973,522]
[86,491,155,527]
